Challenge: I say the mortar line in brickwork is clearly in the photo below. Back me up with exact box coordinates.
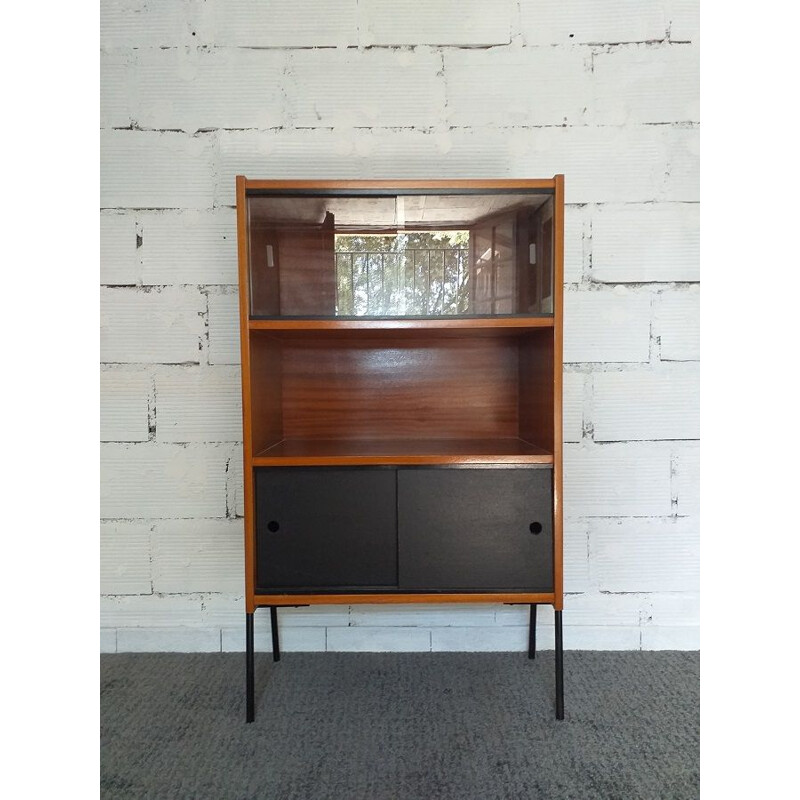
[102,591,237,599]
[569,437,698,445]
[103,120,698,134]
[104,40,691,53]
[571,282,700,293]
[102,516,239,524]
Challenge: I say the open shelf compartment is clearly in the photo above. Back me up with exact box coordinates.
[245,326,556,466]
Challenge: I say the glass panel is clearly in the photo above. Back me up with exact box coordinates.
[247,192,554,318]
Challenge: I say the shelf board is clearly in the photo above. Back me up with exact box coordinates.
[248,317,554,338]
[251,438,553,466]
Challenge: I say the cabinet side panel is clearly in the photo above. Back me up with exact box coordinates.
[552,175,565,608]
[236,177,257,610]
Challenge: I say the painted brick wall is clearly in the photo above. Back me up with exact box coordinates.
[100,0,700,653]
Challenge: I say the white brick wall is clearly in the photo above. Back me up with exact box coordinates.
[593,364,700,441]
[593,44,699,125]
[287,49,444,128]
[591,517,700,592]
[656,289,700,360]
[592,203,699,283]
[672,443,700,516]
[203,0,359,48]
[100,521,153,594]
[361,0,512,46]
[139,210,238,285]
[520,0,668,45]
[101,0,199,49]
[564,443,673,517]
[100,443,231,518]
[564,290,651,363]
[563,204,589,284]
[100,1,699,652]
[100,369,151,442]
[100,213,138,285]
[444,47,590,127]
[100,286,205,363]
[133,48,287,133]
[562,371,584,443]
[151,518,244,593]
[101,130,215,209]
[207,291,241,364]
[154,366,242,442]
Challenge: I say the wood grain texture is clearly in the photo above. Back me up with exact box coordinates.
[552,174,565,610]
[248,334,283,455]
[280,337,519,440]
[253,437,553,465]
[249,317,554,333]
[277,223,336,316]
[236,176,257,612]
[244,179,558,192]
[518,328,555,453]
[253,592,556,606]
[248,226,281,316]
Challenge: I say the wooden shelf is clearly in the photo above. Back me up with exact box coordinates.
[251,438,554,466]
[248,317,554,337]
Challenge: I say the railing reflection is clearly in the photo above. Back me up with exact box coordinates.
[335,249,470,316]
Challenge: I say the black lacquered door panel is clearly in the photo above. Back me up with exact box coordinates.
[397,468,553,592]
[255,467,397,590]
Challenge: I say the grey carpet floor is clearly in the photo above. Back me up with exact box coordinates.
[101,651,698,800]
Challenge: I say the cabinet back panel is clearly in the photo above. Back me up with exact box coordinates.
[281,337,519,440]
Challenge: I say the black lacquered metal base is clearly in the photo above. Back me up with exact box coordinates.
[270,606,280,662]
[555,609,564,720]
[528,604,537,659]
[246,607,282,722]
[245,612,254,723]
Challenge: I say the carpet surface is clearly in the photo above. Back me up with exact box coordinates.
[101,651,699,800]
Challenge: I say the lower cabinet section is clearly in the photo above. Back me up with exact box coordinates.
[255,466,554,594]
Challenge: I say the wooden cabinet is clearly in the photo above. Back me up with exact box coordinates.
[236,178,565,721]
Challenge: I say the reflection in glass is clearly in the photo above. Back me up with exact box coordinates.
[334,231,470,316]
[247,193,554,318]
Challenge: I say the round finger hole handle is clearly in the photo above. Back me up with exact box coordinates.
[267,520,280,533]
[529,522,543,535]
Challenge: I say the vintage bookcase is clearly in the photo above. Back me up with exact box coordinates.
[236,177,565,722]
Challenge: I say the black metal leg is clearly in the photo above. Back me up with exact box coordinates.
[555,609,564,720]
[246,612,255,723]
[528,604,537,659]
[270,606,280,662]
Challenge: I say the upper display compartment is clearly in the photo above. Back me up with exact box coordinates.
[245,187,555,319]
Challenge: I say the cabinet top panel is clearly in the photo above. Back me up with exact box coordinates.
[240,178,560,194]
